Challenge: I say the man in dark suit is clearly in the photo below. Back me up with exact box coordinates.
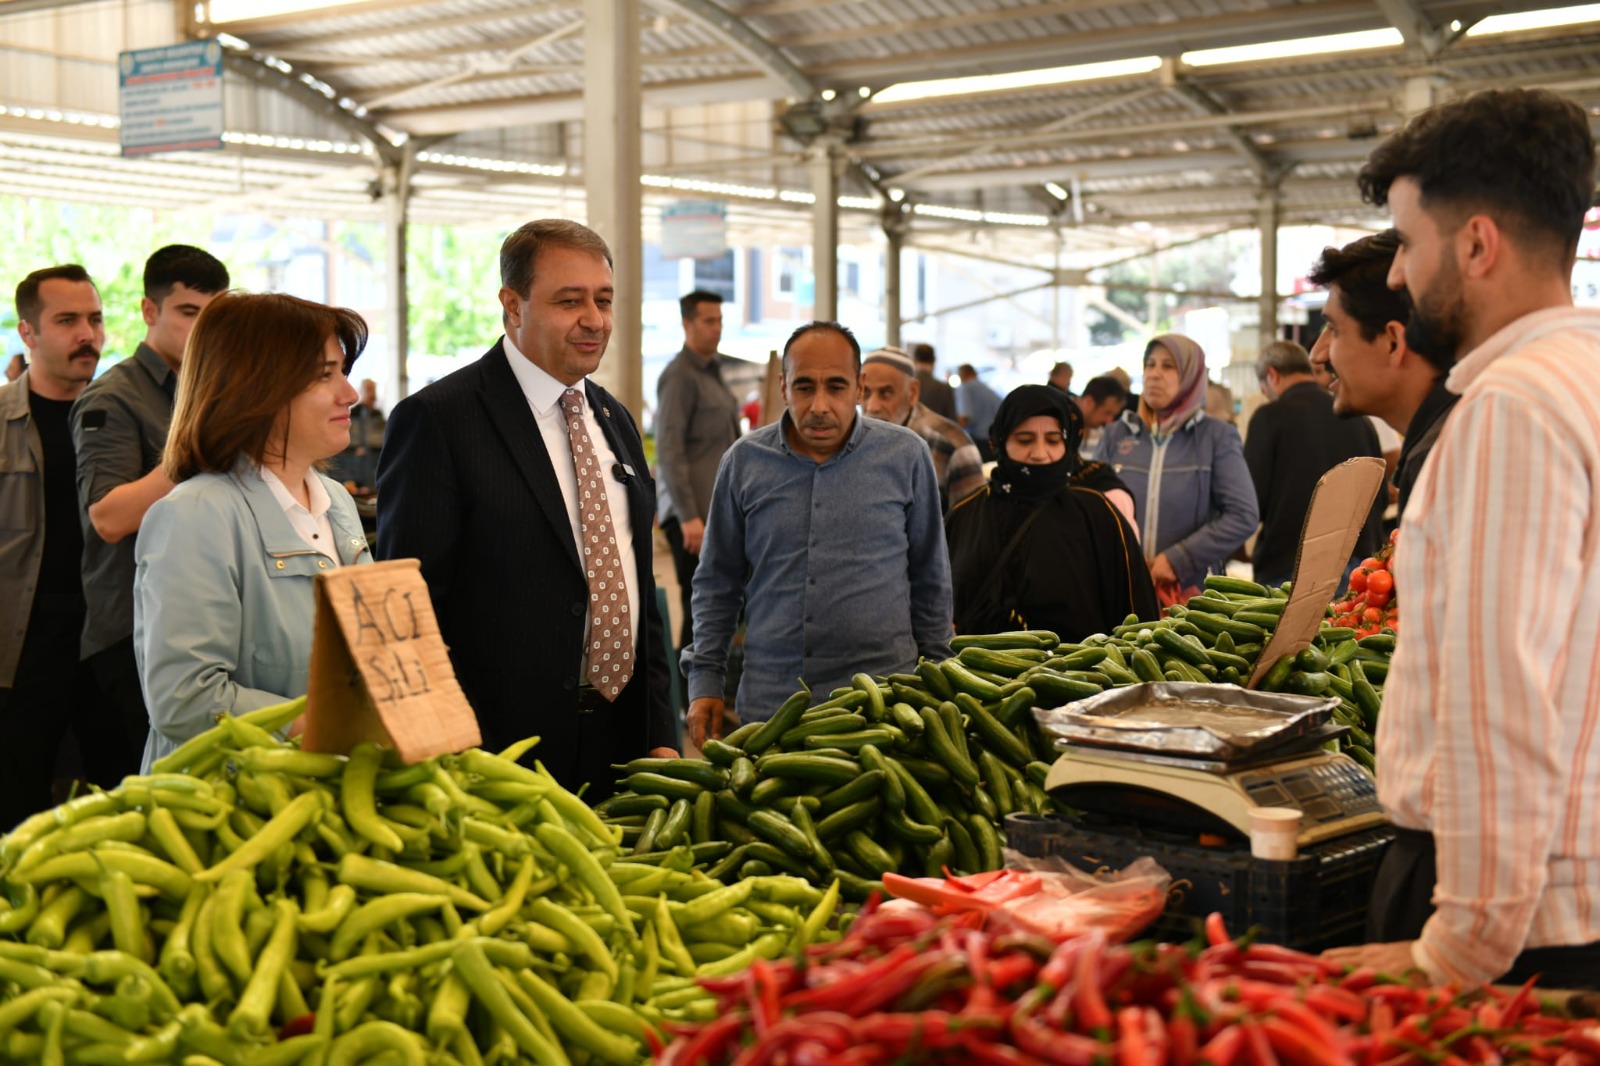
[377,220,676,799]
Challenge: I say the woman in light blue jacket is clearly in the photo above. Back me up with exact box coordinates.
[134,292,371,771]
[1095,334,1259,602]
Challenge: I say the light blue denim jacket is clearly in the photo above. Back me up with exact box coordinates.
[133,462,370,770]
[1094,411,1259,590]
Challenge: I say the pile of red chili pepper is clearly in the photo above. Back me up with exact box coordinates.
[655,900,1600,1065]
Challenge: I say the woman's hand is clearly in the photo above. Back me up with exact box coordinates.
[1149,553,1179,587]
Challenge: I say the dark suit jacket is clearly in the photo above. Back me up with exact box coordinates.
[376,341,674,793]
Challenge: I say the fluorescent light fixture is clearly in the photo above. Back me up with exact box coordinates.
[1182,28,1402,67]
[873,56,1161,105]
[1044,182,1070,201]
[1466,3,1600,36]
[838,195,879,210]
[207,0,364,22]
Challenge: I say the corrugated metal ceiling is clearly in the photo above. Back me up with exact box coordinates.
[0,0,1597,259]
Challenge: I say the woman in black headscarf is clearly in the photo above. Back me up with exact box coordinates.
[946,385,1159,641]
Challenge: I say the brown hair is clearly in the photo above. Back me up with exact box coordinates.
[15,264,95,328]
[499,219,612,299]
[164,291,367,482]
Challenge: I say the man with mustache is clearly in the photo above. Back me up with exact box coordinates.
[1306,231,1456,517]
[683,322,953,745]
[858,345,985,513]
[1,265,106,826]
[1323,88,1600,990]
[377,220,676,799]
[72,245,229,781]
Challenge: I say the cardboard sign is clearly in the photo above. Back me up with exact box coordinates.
[1246,457,1386,689]
[303,558,481,763]
[757,351,783,428]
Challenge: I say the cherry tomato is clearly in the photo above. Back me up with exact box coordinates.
[1363,606,1384,624]
[1365,587,1391,609]
[1366,571,1394,598]
[1390,528,1401,545]
[1348,570,1369,594]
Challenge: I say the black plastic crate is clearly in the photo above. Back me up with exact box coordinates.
[1005,812,1394,952]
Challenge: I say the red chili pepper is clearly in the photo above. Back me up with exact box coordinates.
[1168,1007,1200,1066]
[1241,1018,1282,1066]
[1074,932,1115,1033]
[1011,1008,1108,1065]
[988,951,1041,991]
[1341,967,1381,993]
[1260,1014,1348,1066]
[1196,1023,1247,1066]
[668,1013,744,1066]
[1207,912,1234,948]
[1304,983,1371,1024]
[968,1043,1040,1065]
[784,944,923,1013]
[277,1013,316,1040]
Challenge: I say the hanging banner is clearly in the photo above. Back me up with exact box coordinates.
[119,39,225,157]
[660,200,728,260]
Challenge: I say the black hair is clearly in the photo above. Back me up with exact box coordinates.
[679,290,722,320]
[499,220,612,299]
[910,342,935,365]
[781,321,860,377]
[144,244,229,304]
[1357,88,1597,264]
[1080,375,1127,405]
[15,264,95,328]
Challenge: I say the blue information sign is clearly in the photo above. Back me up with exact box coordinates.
[118,40,225,157]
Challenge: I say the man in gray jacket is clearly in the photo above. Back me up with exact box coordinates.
[655,291,742,654]
[1,265,106,827]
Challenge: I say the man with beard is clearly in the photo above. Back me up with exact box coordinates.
[1,265,107,826]
[1323,89,1600,990]
[683,323,952,744]
[1307,230,1456,516]
[859,345,984,512]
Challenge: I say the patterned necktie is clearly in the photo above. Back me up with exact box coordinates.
[560,388,633,700]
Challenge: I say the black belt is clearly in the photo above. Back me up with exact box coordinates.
[574,684,611,714]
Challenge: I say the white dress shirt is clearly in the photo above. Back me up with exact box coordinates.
[1380,306,1600,985]
[259,466,341,565]
[502,335,642,676]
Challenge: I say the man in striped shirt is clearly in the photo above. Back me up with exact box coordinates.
[1324,88,1600,989]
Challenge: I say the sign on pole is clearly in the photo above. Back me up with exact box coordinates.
[660,200,728,259]
[118,40,225,157]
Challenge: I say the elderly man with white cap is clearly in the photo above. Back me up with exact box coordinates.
[859,345,986,513]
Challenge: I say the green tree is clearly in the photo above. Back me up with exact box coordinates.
[406,224,503,358]
[1088,232,1251,345]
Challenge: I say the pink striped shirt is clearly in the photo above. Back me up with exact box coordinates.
[1380,307,1600,986]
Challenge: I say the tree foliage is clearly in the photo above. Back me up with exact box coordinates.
[1088,233,1252,345]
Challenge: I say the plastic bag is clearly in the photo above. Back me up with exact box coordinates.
[880,852,1170,943]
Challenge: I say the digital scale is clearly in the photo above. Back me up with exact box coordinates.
[1035,683,1388,849]
[1044,743,1386,848]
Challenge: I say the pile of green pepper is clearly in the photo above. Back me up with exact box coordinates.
[0,699,839,1064]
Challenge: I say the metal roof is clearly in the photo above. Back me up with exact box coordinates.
[1,0,1598,263]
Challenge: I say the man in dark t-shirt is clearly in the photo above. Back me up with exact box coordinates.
[0,265,107,827]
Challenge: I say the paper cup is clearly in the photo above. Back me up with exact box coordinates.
[1248,806,1301,860]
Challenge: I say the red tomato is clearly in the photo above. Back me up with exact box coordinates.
[1366,570,1394,598]
[1390,528,1401,545]
[1363,606,1384,624]
[1365,587,1391,609]
[1360,557,1383,572]
[1333,601,1353,615]
[1348,570,1369,593]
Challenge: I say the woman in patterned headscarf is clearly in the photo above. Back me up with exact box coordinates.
[1093,334,1258,603]
[947,385,1158,640]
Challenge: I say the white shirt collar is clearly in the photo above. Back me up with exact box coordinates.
[504,332,585,415]
[258,465,330,519]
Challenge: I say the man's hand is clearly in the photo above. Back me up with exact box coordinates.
[1322,940,1422,979]
[681,517,706,555]
[648,747,680,759]
[1149,552,1179,587]
[686,697,728,750]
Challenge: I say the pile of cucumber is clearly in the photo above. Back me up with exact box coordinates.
[600,576,1395,893]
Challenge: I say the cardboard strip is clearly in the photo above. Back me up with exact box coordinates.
[303,558,481,763]
[1246,457,1386,689]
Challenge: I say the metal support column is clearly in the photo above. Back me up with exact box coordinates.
[808,139,841,322]
[882,204,906,347]
[1257,186,1282,355]
[584,0,644,416]
[381,143,414,400]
